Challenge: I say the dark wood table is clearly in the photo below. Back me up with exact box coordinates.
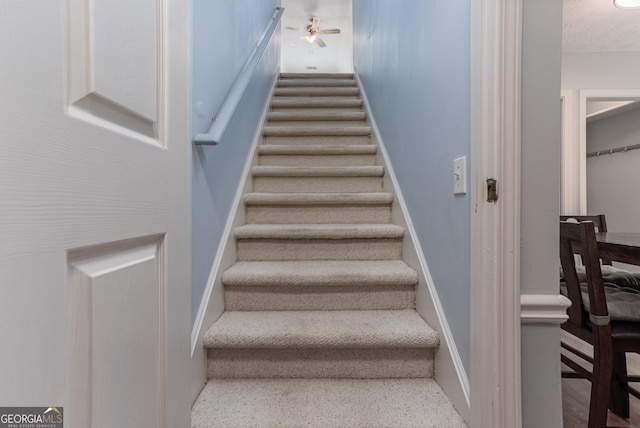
[596,232,640,266]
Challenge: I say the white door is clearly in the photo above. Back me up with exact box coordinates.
[0,0,190,427]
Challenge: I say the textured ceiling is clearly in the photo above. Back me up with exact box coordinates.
[563,0,640,52]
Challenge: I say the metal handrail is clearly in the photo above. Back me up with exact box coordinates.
[193,7,284,145]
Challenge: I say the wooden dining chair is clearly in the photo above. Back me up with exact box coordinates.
[560,220,640,427]
[560,214,612,265]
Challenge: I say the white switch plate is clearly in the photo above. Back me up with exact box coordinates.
[453,156,466,195]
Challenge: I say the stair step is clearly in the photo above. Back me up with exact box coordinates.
[207,347,432,379]
[244,192,393,224]
[252,166,385,193]
[235,223,404,240]
[271,97,362,109]
[252,165,383,177]
[279,72,354,79]
[235,224,403,261]
[204,310,437,349]
[223,260,417,287]
[263,135,372,146]
[268,110,366,121]
[258,144,377,166]
[274,87,359,97]
[263,125,371,137]
[244,192,393,206]
[223,260,417,310]
[277,78,356,87]
[258,144,376,155]
[191,379,466,428]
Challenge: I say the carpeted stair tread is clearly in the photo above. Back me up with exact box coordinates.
[277,78,357,88]
[271,97,362,108]
[252,165,383,177]
[191,378,466,428]
[268,110,366,121]
[222,260,418,287]
[203,310,438,349]
[263,124,371,137]
[274,87,359,97]
[243,192,393,206]
[279,72,354,79]
[234,223,404,240]
[258,144,375,155]
[192,71,465,426]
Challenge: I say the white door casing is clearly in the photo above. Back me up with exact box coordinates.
[0,0,190,426]
[470,0,522,426]
[560,89,640,216]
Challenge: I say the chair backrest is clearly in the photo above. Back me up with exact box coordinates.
[560,221,610,329]
[560,214,608,232]
[560,215,612,265]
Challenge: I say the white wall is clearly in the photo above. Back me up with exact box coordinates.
[280,0,353,73]
[561,52,640,215]
[562,52,640,90]
[587,107,640,257]
[520,0,565,427]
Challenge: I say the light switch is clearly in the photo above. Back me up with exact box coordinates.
[453,156,466,195]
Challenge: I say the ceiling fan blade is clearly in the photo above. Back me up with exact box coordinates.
[292,37,305,46]
[315,37,326,48]
[286,26,303,31]
[318,29,341,34]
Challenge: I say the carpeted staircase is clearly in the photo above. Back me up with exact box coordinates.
[191,73,466,427]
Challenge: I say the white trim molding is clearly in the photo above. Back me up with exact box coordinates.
[520,294,571,324]
[470,0,523,427]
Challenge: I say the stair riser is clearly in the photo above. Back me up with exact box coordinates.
[245,205,391,224]
[259,154,377,167]
[268,111,366,121]
[207,347,433,379]
[277,79,356,87]
[253,177,385,193]
[274,88,359,97]
[271,99,362,109]
[224,285,415,311]
[267,120,366,127]
[279,72,354,79]
[263,127,371,137]
[264,136,371,145]
[236,239,402,261]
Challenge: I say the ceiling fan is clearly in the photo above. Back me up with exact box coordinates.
[287,17,341,48]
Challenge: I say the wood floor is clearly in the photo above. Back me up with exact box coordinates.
[562,330,640,427]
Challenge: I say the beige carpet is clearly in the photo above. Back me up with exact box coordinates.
[192,73,466,427]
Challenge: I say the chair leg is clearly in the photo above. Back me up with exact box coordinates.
[610,352,630,419]
[589,335,614,428]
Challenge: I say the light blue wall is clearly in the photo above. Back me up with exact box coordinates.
[191,0,280,325]
[352,0,471,372]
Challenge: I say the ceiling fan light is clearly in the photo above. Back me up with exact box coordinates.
[614,0,640,9]
[307,33,317,43]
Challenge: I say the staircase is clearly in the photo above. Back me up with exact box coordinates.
[191,73,466,427]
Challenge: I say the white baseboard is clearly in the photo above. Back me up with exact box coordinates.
[354,72,471,421]
[189,73,279,404]
[520,294,571,324]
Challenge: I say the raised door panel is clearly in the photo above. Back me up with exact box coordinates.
[68,0,160,141]
[68,237,163,428]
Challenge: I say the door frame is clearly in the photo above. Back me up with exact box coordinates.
[470,0,522,426]
[560,88,640,216]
